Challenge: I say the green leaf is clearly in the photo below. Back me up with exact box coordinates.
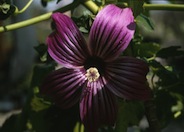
[79,26,89,33]
[115,100,145,132]
[155,90,176,127]
[34,43,48,62]
[156,46,184,59]
[29,109,51,132]
[148,60,178,87]
[136,14,154,31]
[0,3,17,20]
[171,100,183,113]
[31,63,55,87]
[72,15,93,34]
[31,95,51,112]
[128,0,144,17]
[133,42,160,58]
[74,122,84,132]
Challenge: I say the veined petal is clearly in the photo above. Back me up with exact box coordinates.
[41,68,86,109]
[47,13,89,68]
[105,57,151,100]
[89,4,135,61]
[80,77,117,131]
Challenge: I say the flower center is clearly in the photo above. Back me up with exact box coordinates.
[85,67,100,82]
[84,57,106,75]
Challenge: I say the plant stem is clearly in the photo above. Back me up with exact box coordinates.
[144,4,184,11]
[0,12,52,32]
[0,1,184,33]
[116,3,184,11]
[82,0,99,14]
[0,0,80,32]
[145,99,161,132]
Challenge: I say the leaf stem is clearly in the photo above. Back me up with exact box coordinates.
[15,0,33,14]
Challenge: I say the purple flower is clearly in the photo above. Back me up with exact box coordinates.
[41,4,151,132]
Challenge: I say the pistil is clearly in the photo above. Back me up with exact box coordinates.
[85,67,100,82]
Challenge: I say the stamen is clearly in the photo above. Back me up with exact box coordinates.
[85,67,100,82]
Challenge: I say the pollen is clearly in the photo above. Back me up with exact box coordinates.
[85,67,100,82]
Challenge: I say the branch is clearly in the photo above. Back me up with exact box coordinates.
[0,0,81,33]
[0,12,52,32]
[82,0,99,14]
[0,1,184,33]
[115,2,184,11]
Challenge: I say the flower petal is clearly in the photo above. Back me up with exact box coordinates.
[41,68,86,109]
[47,13,89,68]
[80,77,117,131]
[105,57,151,101]
[89,4,135,61]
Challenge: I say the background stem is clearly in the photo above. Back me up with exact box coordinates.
[144,99,161,132]
[15,0,33,14]
[144,4,184,11]
[0,1,184,33]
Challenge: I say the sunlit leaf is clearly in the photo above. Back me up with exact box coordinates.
[31,95,51,112]
[171,100,183,113]
[174,111,181,118]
